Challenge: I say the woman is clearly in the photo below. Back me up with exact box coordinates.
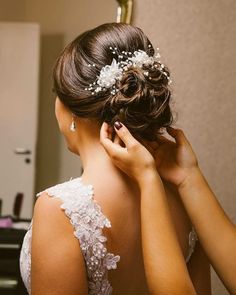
[19,23,211,294]
[100,121,236,295]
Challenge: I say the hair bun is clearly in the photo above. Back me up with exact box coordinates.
[53,22,174,141]
[120,68,145,98]
[102,64,173,141]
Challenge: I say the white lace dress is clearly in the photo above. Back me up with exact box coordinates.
[19,177,198,294]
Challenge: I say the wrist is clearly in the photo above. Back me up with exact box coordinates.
[137,168,162,191]
[177,166,203,192]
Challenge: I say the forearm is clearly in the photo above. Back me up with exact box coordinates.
[178,167,236,294]
[139,171,196,295]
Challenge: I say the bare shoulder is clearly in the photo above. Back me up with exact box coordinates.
[33,192,75,240]
[31,191,88,295]
[34,191,64,220]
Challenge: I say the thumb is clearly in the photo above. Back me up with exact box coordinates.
[100,122,122,156]
[114,121,138,149]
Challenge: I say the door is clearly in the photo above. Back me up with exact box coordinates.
[0,22,40,219]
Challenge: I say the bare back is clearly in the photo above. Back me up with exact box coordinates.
[20,173,211,295]
[84,173,210,295]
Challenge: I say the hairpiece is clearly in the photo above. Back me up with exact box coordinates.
[85,45,172,95]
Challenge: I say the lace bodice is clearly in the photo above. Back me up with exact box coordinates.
[19,177,198,294]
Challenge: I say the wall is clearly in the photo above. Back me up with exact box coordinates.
[133,1,236,294]
[0,0,26,21]
[0,0,117,192]
[1,1,235,293]
[23,0,117,191]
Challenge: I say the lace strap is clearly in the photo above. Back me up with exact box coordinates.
[37,177,120,294]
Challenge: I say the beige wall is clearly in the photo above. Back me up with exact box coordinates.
[0,0,26,21]
[133,1,236,294]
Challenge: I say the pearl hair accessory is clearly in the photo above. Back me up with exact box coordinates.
[85,45,172,95]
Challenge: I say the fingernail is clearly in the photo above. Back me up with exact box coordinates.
[114,121,123,130]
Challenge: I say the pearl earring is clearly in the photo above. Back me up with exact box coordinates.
[70,115,76,132]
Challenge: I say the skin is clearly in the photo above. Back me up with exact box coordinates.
[31,98,88,295]
[31,97,211,294]
[100,123,197,295]
[100,121,236,295]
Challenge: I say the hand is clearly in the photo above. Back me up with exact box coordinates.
[152,126,199,188]
[100,121,157,185]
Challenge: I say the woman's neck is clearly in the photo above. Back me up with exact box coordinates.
[75,120,137,192]
[76,122,140,202]
[78,132,123,185]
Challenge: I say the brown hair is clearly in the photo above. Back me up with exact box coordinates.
[53,22,173,141]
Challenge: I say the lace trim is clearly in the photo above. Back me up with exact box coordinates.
[185,227,198,263]
[19,220,33,294]
[37,177,120,295]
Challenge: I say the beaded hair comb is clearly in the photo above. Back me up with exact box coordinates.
[85,45,172,95]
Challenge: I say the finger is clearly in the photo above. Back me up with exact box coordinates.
[114,134,123,146]
[100,122,110,142]
[100,122,125,157]
[166,126,190,146]
[114,121,138,149]
[114,134,119,144]
[107,125,113,141]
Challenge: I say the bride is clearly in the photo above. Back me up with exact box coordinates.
[20,22,211,294]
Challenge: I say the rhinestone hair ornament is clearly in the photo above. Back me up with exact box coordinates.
[85,45,172,96]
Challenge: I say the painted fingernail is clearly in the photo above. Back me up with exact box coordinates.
[114,121,123,130]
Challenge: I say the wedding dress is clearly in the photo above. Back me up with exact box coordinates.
[19,177,198,294]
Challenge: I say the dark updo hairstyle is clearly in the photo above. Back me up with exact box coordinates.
[53,22,174,141]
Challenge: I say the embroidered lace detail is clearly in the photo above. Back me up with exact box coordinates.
[185,226,198,263]
[44,177,120,294]
[19,220,33,294]
[20,177,120,295]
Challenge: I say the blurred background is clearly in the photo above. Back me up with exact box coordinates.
[0,0,235,294]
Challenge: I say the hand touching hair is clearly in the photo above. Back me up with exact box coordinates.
[100,121,199,189]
